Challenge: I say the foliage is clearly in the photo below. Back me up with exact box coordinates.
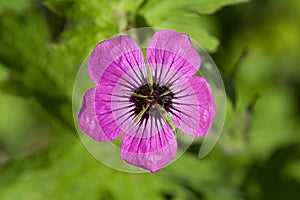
[0,0,300,199]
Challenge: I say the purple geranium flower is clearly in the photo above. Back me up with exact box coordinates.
[78,30,216,173]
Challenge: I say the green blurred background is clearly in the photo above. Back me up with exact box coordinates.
[0,0,300,199]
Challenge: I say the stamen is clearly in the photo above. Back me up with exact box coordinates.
[133,103,150,124]
[146,64,153,93]
[132,93,148,98]
[160,90,171,97]
[130,83,175,132]
[155,104,178,134]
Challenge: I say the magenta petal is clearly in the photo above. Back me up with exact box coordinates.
[146,30,200,80]
[120,116,177,173]
[88,35,145,84]
[190,77,216,133]
[93,86,126,141]
[171,77,216,136]
[78,88,121,142]
[80,31,216,172]
[84,35,147,141]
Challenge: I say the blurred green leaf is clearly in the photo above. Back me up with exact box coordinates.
[148,15,220,52]
[0,79,29,97]
[117,0,145,11]
[1,0,300,200]
[140,0,248,15]
[163,151,244,200]
[242,144,300,200]
[45,0,113,22]
[44,0,119,99]
[0,3,75,129]
[0,0,30,14]
[139,0,248,52]
[0,6,49,73]
[0,139,186,200]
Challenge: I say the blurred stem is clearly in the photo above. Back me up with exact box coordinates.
[230,48,248,80]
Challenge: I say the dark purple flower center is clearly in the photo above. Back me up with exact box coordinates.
[130,83,174,124]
